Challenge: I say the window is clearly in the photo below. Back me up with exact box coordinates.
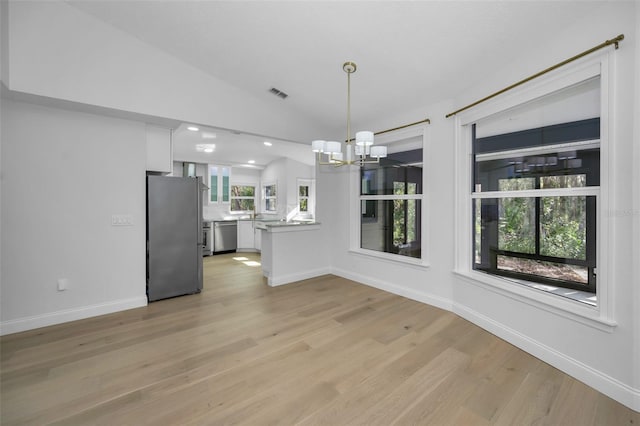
[473,119,599,293]
[230,185,255,212]
[209,165,230,204]
[360,148,423,259]
[297,178,315,218]
[264,183,276,212]
[454,56,614,321]
[299,185,309,212]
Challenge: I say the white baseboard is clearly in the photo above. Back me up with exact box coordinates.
[267,267,332,287]
[453,302,640,412]
[0,296,148,336]
[331,267,453,312]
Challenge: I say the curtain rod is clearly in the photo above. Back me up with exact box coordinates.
[347,118,430,143]
[445,34,624,119]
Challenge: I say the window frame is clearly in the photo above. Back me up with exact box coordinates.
[297,178,315,217]
[229,183,256,213]
[263,182,277,213]
[349,125,430,268]
[453,54,615,330]
[472,121,600,293]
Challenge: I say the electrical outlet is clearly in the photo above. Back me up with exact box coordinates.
[111,214,133,226]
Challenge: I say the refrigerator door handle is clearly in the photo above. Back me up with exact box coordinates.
[197,177,203,245]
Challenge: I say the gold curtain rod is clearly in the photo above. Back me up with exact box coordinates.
[445,34,624,118]
[347,117,430,143]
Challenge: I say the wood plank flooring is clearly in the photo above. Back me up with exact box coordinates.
[1,252,638,425]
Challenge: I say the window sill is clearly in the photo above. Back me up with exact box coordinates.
[349,248,430,270]
[453,269,617,332]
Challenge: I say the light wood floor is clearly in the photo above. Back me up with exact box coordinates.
[2,253,638,425]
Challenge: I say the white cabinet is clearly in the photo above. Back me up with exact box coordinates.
[237,220,255,251]
[146,125,172,173]
[237,220,263,252]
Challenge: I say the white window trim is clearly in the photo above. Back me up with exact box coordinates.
[297,178,315,217]
[229,183,257,213]
[349,124,430,268]
[263,182,277,212]
[453,53,616,331]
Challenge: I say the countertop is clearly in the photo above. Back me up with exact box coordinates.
[254,221,320,231]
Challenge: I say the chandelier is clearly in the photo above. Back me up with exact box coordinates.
[311,62,387,166]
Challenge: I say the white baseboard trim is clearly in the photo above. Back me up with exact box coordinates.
[267,267,332,287]
[0,296,148,336]
[453,302,640,412]
[331,267,453,312]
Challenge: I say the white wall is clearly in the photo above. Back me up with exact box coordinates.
[261,158,313,219]
[284,159,314,218]
[1,0,7,83]
[0,99,148,334]
[5,0,325,143]
[319,2,639,411]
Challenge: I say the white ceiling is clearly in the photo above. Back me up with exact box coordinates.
[172,123,315,167]
[66,0,606,165]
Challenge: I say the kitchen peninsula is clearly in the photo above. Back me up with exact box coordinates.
[256,221,327,286]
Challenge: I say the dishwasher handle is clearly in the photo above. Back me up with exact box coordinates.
[214,221,237,227]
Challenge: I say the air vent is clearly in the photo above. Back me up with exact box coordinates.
[269,87,289,99]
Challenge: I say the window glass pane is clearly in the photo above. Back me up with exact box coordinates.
[299,198,308,212]
[299,186,309,197]
[361,200,421,259]
[266,198,276,211]
[475,148,599,192]
[231,199,255,211]
[540,196,586,260]
[498,197,536,254]
[232,185,255,197]
[265,185,276,197]
[361,149,422,195]
[540,174,586,189]
[498,178,535,191]
[474,195,596,291]
[474,117,600,193]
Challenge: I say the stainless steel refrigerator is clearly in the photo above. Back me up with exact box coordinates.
[146,175,203,302]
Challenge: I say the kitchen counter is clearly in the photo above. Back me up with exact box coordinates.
[259,221,327,286]
[254,221,319,231]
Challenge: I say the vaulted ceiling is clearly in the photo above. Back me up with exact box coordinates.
[61,1,608,166]
[67,1,605,133]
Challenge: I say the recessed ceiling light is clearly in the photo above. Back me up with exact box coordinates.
[187,126,199,132]
[263,141,272,146]
[201,132,216,139]
[248,160,255,164]
[196,144,215,152]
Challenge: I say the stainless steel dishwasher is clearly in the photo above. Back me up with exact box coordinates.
[213,221,237,253]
